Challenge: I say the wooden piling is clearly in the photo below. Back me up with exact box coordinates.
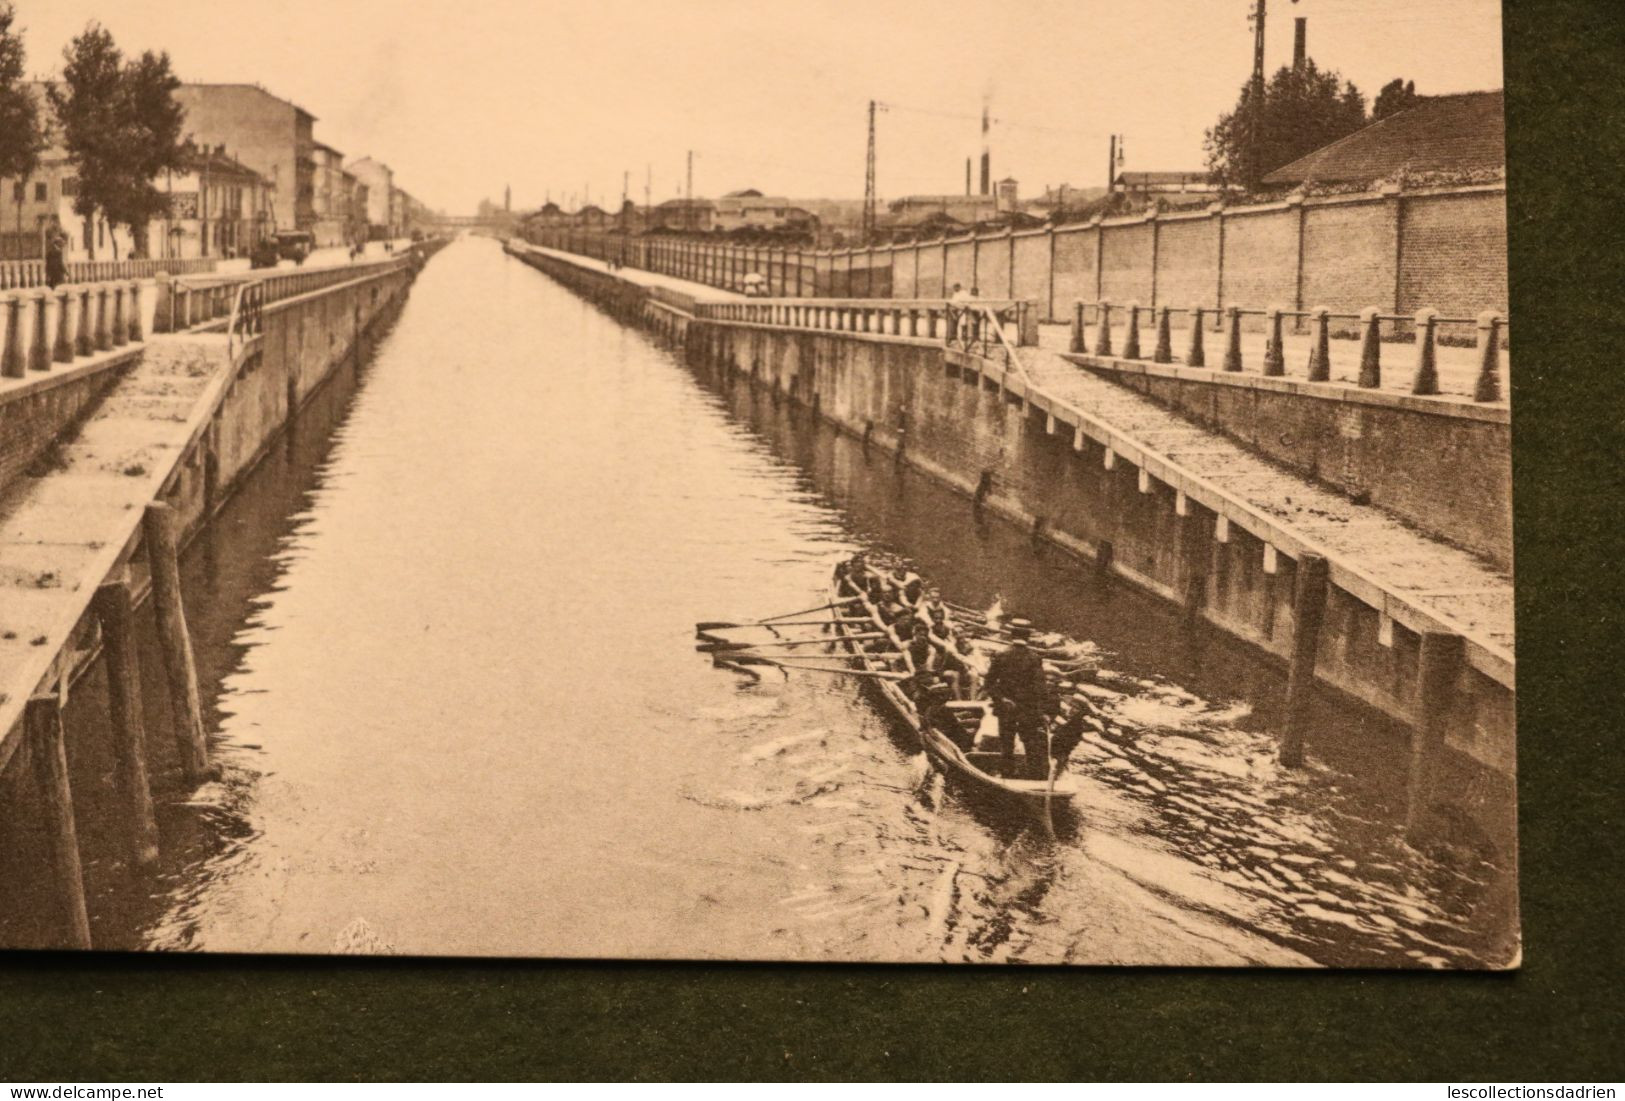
[1180,505,1210,625]
[92,578,160,867]
[1279,553,1329,767]
[143,503,210,784]
[25,695,92,949]
[1407,631,1464,839]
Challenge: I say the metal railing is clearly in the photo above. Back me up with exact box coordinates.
[225,279,265,364]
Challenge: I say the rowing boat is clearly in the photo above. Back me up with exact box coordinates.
[829,569,1080,809]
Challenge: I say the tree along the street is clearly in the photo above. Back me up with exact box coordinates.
[1204,60,1368,194]
[0,1,43,189]
[1373,78,1421,123]
[48,23,187,259]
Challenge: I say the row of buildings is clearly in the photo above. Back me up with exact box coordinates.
[516,88,1502,251]
[0,82,438,263]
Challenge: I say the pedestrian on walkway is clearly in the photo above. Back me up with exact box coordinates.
[44,221,67,288]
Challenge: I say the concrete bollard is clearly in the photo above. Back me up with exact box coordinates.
[1187,307,1206,367]
[33,290,56,370]
[2,294,24,378]
[1411,308,1439,395]
[95,285,113,351]
[1122,302,1142,359]
[29,290,51,373]
[128,281,144,342]
[0,293,12,378]
[1153,306,1173,363]
[1222,307,1244,372]
[110,284,128,347]
[1070,301,1085,353]
[52,287,74,363]
[1262,305,1285,376]
[1474,311,1504,403]
[75,286,94,356]
[151,274,171,333]
[1357,306,1382,388]
[1306,306,1331,382]
[1093,300,1113,356]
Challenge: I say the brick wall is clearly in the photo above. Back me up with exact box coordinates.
[944,239,974,293]
[975,234,1012,297]
[1051,225,1097,308]
[1011,232,1049,314]
[1100,220,1154,304]
[0,365,130,493]
[1301,197,1397,317]
[1398,190,1508,324]
[1154,214,1221,313]
[1220,206,1299,321]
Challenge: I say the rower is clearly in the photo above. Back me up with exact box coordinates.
[983,618,1052,779]
[1045,681,1102,779]
[940,636,979,700]
[898,570,925,610]
[918,676,973,752]
[903,619,941,697]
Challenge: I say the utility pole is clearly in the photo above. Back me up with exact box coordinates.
[686,150,694,233]
[1248,0,1268,182]
[863,99,878,245]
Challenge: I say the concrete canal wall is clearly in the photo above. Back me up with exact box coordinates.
[0,240,447,948]
[507,241,1514,839]
[1074,356,1513,571]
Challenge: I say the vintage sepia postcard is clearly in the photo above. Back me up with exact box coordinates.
[0,0,1515,968]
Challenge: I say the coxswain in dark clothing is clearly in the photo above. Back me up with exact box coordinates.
[983,618,1051,778]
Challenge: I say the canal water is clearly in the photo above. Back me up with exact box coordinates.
[0,237,1516,966]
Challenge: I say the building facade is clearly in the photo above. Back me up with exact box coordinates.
[347,158,395,238]
[172,84,318,232]
[154,144,272,259]
[311,142,350,246]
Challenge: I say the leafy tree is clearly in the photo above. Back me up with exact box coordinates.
[1373,78,1420,122]
[0,1,44,186]
[1204,60,1368,192]
[48,24,188,258]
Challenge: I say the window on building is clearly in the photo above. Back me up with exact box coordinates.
[11,182,21,201]
[62,177,79,197]
[34,182,47,202]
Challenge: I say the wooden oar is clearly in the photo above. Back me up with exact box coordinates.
[727,654,908,680]
[695,598,861,633]
[701,632,886,653]
[702,616,873,631]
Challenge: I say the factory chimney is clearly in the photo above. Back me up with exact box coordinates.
[1293,17,1307,69]
[979,103,991,195]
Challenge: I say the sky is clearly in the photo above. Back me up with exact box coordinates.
[15,0,1505,215]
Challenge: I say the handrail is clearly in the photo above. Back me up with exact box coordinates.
[225,279,264,363]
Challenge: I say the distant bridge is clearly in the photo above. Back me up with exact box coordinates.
[428,214,517,230]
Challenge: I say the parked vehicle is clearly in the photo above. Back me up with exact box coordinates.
[273,231,315,264]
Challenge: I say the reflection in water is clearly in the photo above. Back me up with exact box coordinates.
[0,238,1514,967]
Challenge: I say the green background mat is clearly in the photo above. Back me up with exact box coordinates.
[2,0,1620,1081]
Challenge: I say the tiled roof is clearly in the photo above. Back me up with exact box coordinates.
[1261,90,1504,187]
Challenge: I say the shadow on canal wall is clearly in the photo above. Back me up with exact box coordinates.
[506,242,1515,869]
